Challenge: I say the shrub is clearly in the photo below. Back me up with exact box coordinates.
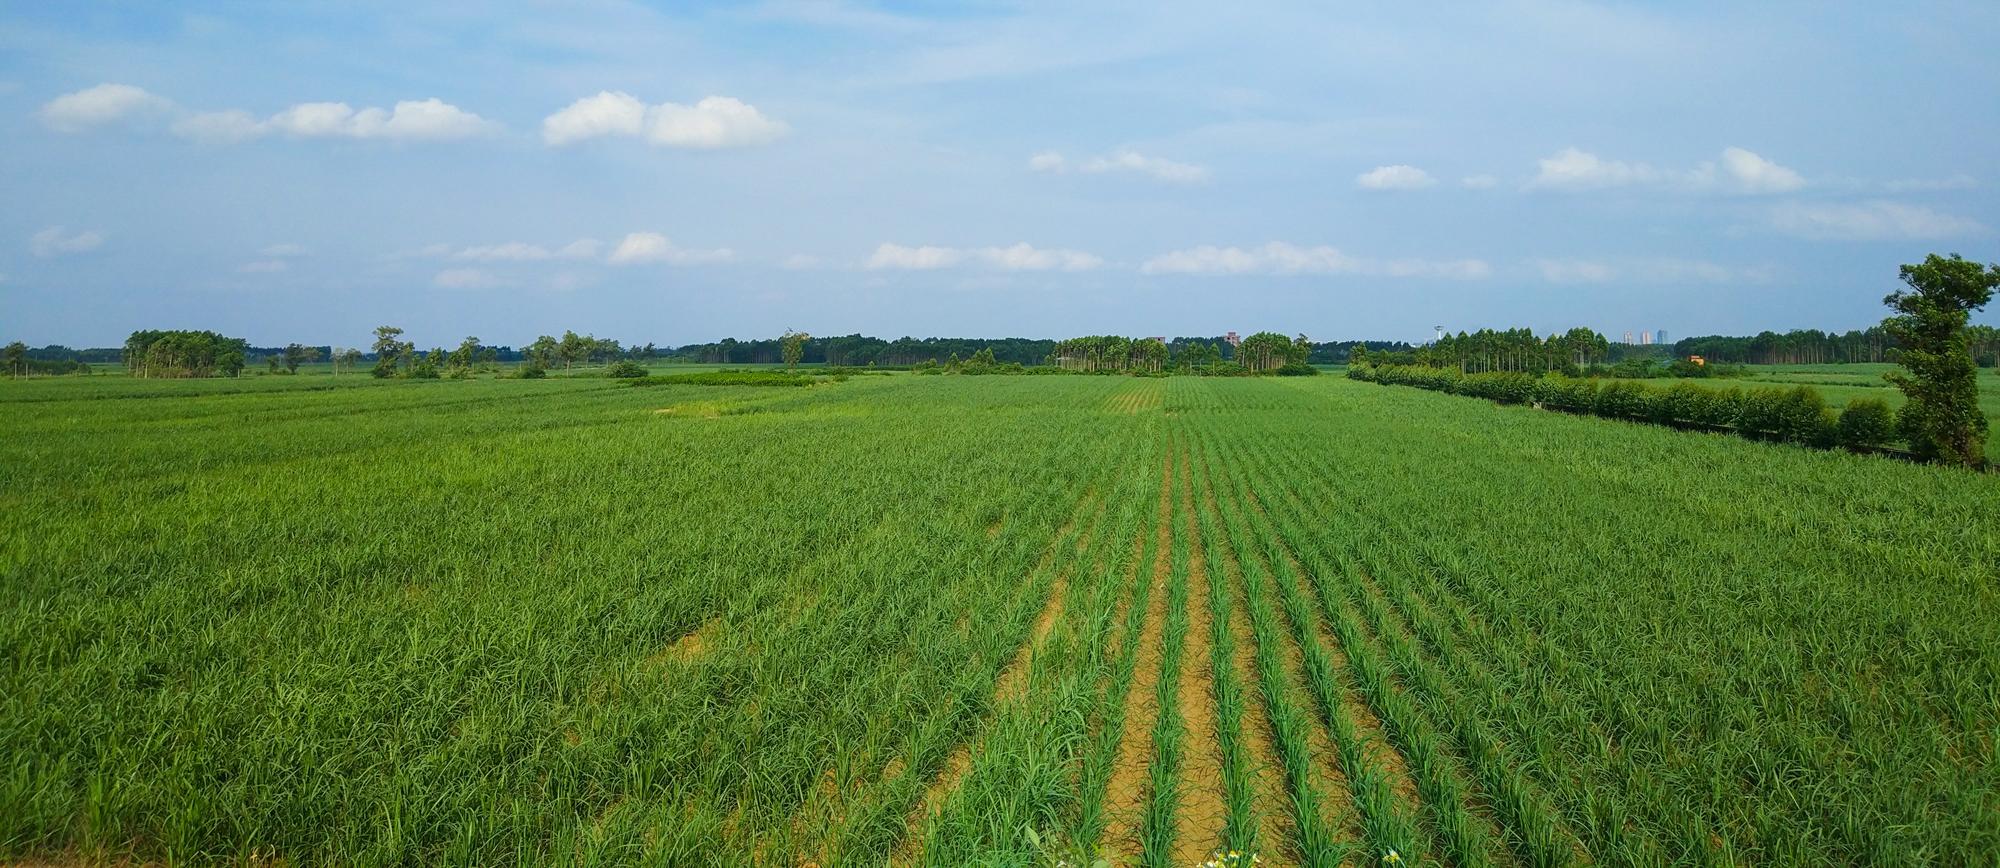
[1836,398,1897,449]
[605,360,648,378]
[1594,380,1650,418]
[517,365,547,379]
[1271,361,1320,376]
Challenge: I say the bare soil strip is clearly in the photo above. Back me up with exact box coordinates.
[1182,448,1288,863]
[1172,466,1232,866]
[1099,454,1177,863]
[1192,450,1352,856]
[881,483,1111,866]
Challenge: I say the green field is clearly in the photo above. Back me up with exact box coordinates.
[4,374,1997,866]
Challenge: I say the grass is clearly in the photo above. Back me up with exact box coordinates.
[3,372,1997,865]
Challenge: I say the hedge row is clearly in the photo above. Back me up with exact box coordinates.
[1349,364,1899,451]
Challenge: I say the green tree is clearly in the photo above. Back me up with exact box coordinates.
[525,335,559,371]
[558,330,586,369]
[371,326,408,378]
[1882,253,1999,466]
[449,336,481,373]
[282,343,321,374]
[780,329,809,371]
[3,341,25,378]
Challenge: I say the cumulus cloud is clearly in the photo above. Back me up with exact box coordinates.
[543,92,787,148]
[1768,201,1984,241]
[606,232,735,265]
[432,268,504,289]
[1461,175,1499,189]
[1031,149,1208,183]
[866,242,1103,271]
[1717,147,1804,193]
[38,83,173,131]
[1356,164,1436,190]
[1530,147,1661,190]
[44,83,491,143]
[442,239,602,261]
[262,99,492,140]
[1140,242,1489,279]
[1531,146,1805,193]
[30,226,104,257]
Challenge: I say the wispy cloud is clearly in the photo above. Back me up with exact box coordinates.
[1029,149,1208,183]
[1767,201,1984,241]
[1141,242,1489,279]
[866,242,1103,271]
[607,232,735,265]
[30,226,104,257]
[1530,146,1803,193]
[41,83,493,143]
[1356,164,1437,191]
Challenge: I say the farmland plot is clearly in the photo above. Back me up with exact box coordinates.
[3,374,1997,866]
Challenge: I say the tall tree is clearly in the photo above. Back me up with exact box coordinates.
[3,341,25,378]
[780,330,810,371]
[1882,253,1999,466]
[371,326,409,378]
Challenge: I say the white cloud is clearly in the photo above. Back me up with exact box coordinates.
[30,226,104,257]
[1140,242,1489,279]
[781,254,824,270]
[1718,147,1804,193]
[1461,175,1499,189]
[866,242,1102,271]
[264,98,492,140]
[1530,147,1660,190]
[238,260,289,274]
[433,268,504,289]
[541,91,646,145]
[606,232,735,265]
[447,239,601,261]
[1356,164,1436,190]
[45,85,490,143]
[867,243,963,270]
[1533,259,1617,283]
[1531,146,1805,193]
[557,239,602,259]
[1533,257,1775,284]
[543,92,788,148]
[1027,151,1066,172]
[456,241,553,261]
[260,243,309,257]
[39,83,172,132]
[1079,150,1207,183]
[1768,201,1985,241]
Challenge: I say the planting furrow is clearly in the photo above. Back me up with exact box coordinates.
[1186,428,1343,866]
[1174,433,1281,864]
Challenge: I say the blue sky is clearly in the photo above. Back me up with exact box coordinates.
[3,1,1996,349]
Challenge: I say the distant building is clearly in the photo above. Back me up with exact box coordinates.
[1144,336,1166,343]
[1225,331,1241,347]
[1624,330,1635,345]
[1656,329,1668,346]
[1640,331,1652,346]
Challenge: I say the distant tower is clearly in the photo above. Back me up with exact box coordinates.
[1224,331,1241,348]
[1656,329,1668,346]
[1640,331,1652,346]
[1434,325,1445,344]
[1623,330,1634,345]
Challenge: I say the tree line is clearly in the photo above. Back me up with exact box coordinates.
[1353,254,1999,468]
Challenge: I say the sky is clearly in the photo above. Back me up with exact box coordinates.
[3,1,1997,349]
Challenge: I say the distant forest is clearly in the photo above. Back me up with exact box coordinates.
[13,325,2000,371]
